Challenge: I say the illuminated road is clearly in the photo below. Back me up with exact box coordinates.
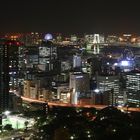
[21,96,140,112]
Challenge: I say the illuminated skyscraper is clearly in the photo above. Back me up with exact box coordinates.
[69,72,90,104]
[9,41,20,91]
[96,75,120,105]
[126,72,140,106]
[73,55,82,68]
[38,37,58,73]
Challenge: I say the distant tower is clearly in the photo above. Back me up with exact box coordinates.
[93,34,101,54]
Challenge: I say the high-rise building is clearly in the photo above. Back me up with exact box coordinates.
[96,75,120,105]
[0,39,9,112]
[9,41,20,91]
[69,72,90,104]
[73,55,82,68]
[0,39,20,112]
[39,39,59,73]
[126,71,140,106]
[20,45,39,81]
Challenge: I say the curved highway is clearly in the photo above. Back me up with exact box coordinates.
[21,96,140,112]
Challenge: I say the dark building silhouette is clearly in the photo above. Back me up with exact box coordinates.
[0,39,20,112]
[0,39,10,112]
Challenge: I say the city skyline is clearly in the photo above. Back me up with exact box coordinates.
[0,0,140,34]
[1,27,140,140]
[1,1,140,139]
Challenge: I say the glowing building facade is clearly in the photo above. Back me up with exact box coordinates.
[39,39,58,72]
[96,75,120,105]
[126,72,140,106]
[69,72,90,104]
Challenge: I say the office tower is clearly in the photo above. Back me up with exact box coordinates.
[0,39,9,111]
[96,75,119,105]
[69,72,90,104]
[21,45,39,81]
[39,38,59,73]
[73,55,82,68]
[126,71,140,106]
[9,41,19,91]
[0,39,20,112]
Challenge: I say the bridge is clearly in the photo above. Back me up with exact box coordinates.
[21,96,140,112]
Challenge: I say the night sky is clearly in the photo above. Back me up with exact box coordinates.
[0,0,140,35]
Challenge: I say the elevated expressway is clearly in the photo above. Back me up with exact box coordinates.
[21,96,140,112]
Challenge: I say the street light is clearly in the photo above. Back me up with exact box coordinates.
[94,89,100,93]
[94,89,103,105]
[1,111,11,133]
[4,111,11,116]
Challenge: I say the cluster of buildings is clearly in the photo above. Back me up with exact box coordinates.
[0,33,140,112]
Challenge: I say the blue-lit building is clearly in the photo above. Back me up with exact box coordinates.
[73,55,82,68]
